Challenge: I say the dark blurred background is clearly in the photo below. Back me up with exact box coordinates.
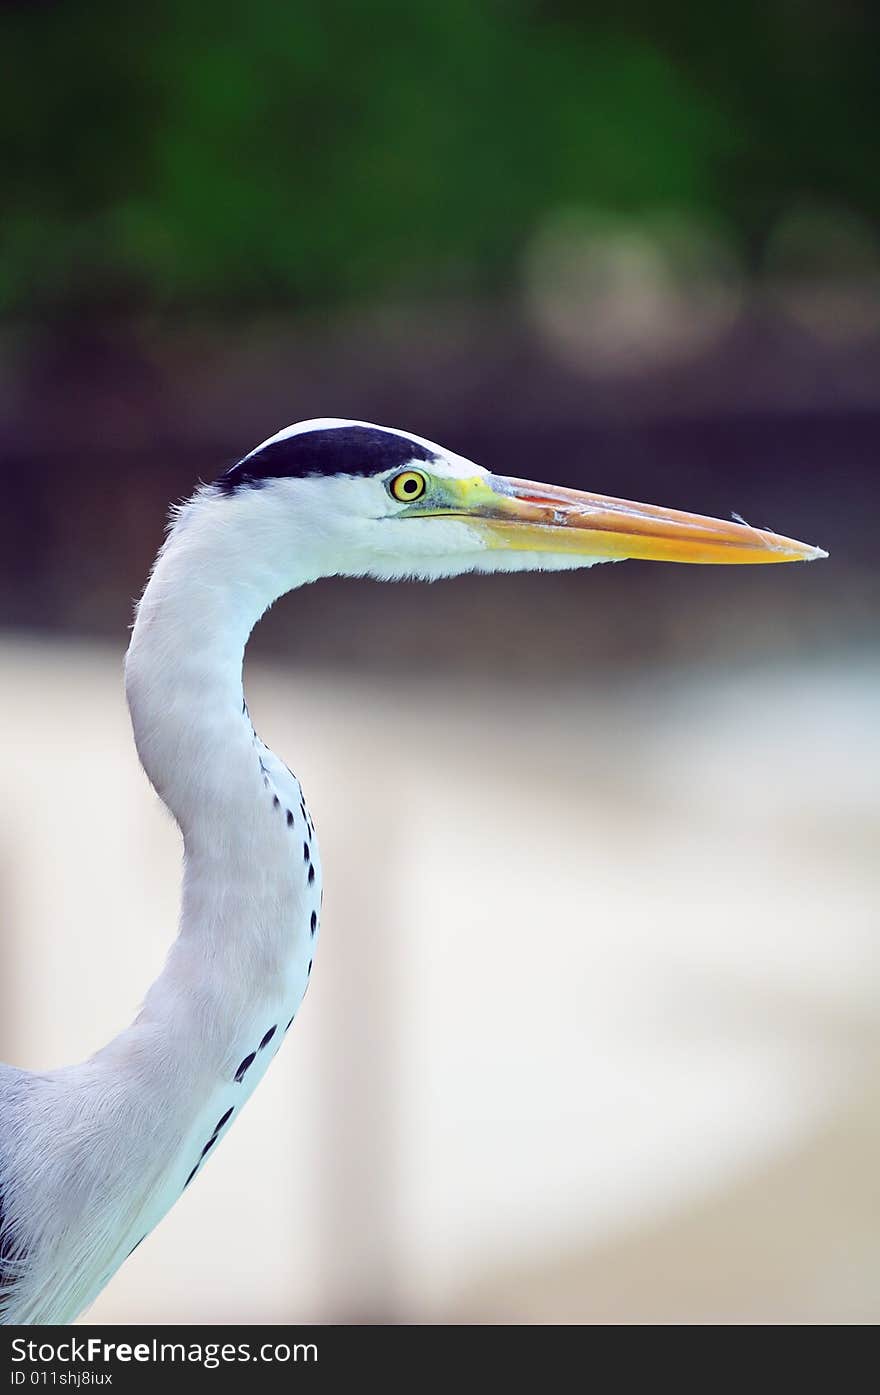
[1,0,877,671]
[1,0,878,1325]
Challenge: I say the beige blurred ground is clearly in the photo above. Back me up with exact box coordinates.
[0,633,877,1325]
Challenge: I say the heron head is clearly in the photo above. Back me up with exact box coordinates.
[214,418,827,581]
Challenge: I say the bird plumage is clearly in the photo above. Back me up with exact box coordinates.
[0,421,497,1323]
[0,420,825,1324]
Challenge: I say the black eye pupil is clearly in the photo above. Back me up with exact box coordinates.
[403,478,418,494]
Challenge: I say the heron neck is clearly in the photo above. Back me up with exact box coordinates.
[124,503,307,830]
[84,504,321,1264]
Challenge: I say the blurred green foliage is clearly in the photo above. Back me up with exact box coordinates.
[2,0,878,315]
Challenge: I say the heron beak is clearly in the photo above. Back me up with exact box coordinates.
[446,474,828,565]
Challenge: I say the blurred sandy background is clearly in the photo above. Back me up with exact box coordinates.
[1,1,878,1325]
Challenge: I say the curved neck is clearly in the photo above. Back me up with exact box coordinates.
[24,492,327,1332]
[118,497,320,1058]
[124,496,305,826]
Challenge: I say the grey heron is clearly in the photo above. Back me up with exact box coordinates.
[0,419,826,1324]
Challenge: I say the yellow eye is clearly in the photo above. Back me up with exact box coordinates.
[390,470,427,503]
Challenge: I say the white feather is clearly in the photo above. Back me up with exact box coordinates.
[0,422,603,1324]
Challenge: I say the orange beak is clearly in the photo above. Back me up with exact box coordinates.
[454,474,828,565]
